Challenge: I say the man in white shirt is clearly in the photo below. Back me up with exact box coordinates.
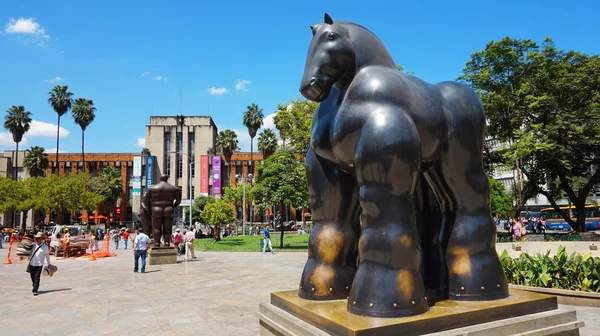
[133,229,151,273]
[29,232,52,296]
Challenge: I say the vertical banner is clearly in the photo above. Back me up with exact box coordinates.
[200,155,209,196]
[212,156,221,197]
[145,156,155,188]
[132,156,142,195]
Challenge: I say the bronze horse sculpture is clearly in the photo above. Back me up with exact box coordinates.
[297,13,508,318]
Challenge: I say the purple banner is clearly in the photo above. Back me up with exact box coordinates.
[212,156,221,196]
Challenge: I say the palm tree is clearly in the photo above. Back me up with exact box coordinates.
[23,146,49,177]
[47,85,74,165]
[258,128,278,158]
[215,129,239,164]
[242,103,264,174]
[4,106,32,180]
[71,98,96,169]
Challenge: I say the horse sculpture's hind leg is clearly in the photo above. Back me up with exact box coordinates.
[436,82,509,301]
[298,148,360,300]
[347,109,428,318]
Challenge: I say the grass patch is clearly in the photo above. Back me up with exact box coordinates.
[194,234,310,252]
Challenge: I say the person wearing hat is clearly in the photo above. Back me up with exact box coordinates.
[28,232,52,296]
[173,228,183,256]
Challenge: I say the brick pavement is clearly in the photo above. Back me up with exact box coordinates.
[0,244,598,336]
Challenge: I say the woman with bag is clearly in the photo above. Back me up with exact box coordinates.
[28,232,52,296]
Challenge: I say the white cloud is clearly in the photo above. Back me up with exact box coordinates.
[4,17,50,47]
[230,127,251,152]
[28,120,70,138]
[262,113,276,129]
[44,148,68,154]
[141,71,150,77]
[44,76,63,83]
[0,133,28,146]
[151,75,167,81]
[207,87,228,95]
[134,137,146,148]
[235,79,251,91]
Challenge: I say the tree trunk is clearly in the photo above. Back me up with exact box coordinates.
[14,141,19,180]
[82,130,85,171]
[56,115,61,167]
[279,203,285,248]
[21,210,28,233]
[574,202,586,233]
[213,225,221,242]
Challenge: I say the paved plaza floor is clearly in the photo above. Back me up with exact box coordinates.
[1,243,599,336]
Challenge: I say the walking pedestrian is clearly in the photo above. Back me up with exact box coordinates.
[173,228,183,256]
[27,232,52,296]
[113,230,121,249]
[122,229,130,250]
[183,228,196,261]
[133,228,151,273]
[263,224,275,255]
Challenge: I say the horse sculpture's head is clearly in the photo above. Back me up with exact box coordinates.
[300,13,355,102]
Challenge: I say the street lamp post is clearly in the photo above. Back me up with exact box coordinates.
[235,173,253,235]
[169,151,193,230]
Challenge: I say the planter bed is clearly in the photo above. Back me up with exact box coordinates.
[509,284,600,308]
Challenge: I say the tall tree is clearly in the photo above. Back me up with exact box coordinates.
[215,129,239,164]
[47,85,74,165]
[192,195,215,224]
[242,103,264,174]
[4,106,32,180]
[23,146,49,177]
[460,38,600,231]
[71,98,96,168]
[273,98,317,156]
[202,200,235,242]
[252,149,309,248]
[257,128,278,158]
[90,166,123,219]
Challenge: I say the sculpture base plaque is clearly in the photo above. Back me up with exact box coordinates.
[148,246,177,265]
[258,289,584,336]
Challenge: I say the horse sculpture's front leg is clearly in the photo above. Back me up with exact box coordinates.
[347,109,429,318]
[298,148,360,300]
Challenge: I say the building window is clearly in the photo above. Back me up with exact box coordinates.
[189,132,195,179]
[127,165,133,178]
[128,187,132,200]
[176,132,183,178]
[236,161,243,177]
[164,132,171,177]
[191,186,195,200]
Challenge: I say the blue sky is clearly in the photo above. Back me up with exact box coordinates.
[0,0,598,153]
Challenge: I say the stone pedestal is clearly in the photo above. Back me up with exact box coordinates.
[148,246,177,265]
[258,289,584,336]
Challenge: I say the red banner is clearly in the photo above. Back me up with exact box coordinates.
[200,155,209,195]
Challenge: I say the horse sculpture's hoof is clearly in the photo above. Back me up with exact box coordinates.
[298,258,356,300]
[347,262,429,317]
[447,248,509,301]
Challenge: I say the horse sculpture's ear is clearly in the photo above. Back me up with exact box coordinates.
[310,25,316,36]
[324,13,333,25]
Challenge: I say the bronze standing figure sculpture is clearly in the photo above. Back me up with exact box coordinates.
[297,13,508,318]
[141,174,181,247]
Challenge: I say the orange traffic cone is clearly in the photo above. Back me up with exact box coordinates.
[3,234,14,264]
[89,235,96,261]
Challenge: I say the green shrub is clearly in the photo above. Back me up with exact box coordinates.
[499,246,600,292]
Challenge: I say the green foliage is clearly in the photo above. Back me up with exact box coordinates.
[71,98,96,132]
[192,195,215,223]
[4,105,32,144]
[252,149,309,212]
[216,129,239,162]
[396,64,414,75]
[488,176,513,218]
[273,99,317,155]
[242,103,264,139]
[23,146,49,177]
[89,166,123,210]
[202,200,235,236]
[500,246,600,292]
[222,184,251,209]
[459,37,600,231]
[257,128,278,158]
